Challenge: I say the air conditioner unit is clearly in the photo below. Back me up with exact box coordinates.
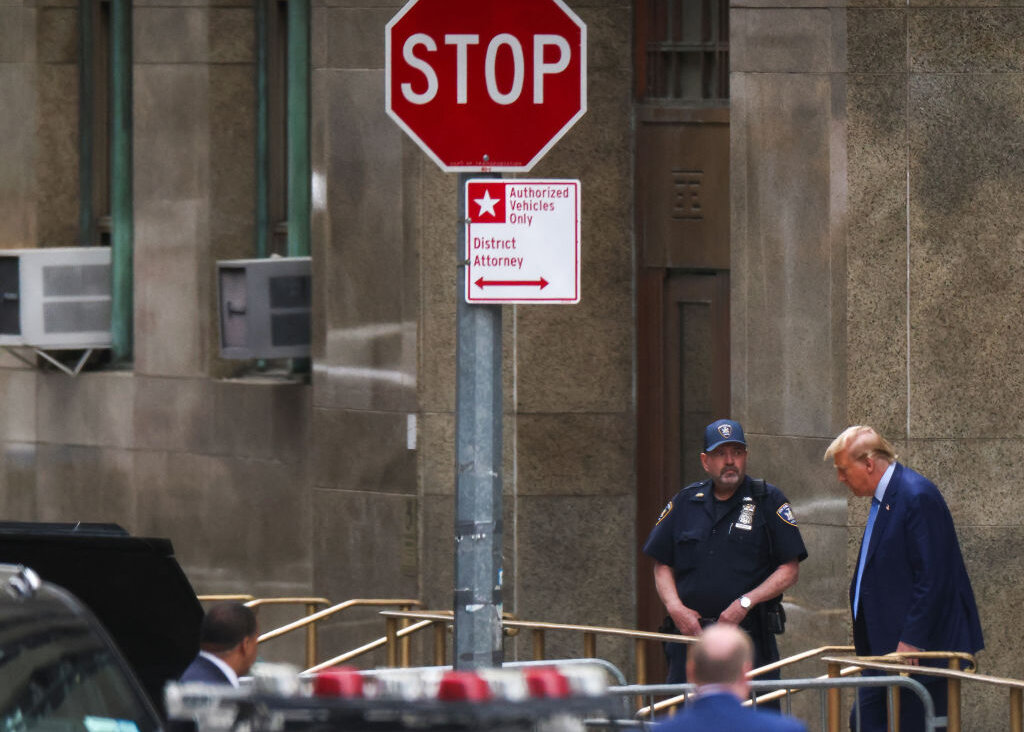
[0,247,112,348]
[217,256,312,359]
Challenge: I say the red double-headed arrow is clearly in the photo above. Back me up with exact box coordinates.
[474,277,549,290]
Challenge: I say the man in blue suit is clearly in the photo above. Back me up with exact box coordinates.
[654,623,807,732]
[179,602,259,686]
[825,426,983,732]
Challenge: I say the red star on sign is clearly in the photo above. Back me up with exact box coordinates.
[468,183,505,223]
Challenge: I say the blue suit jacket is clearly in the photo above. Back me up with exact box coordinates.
[654,692,807,732]
[852,463,983,657]
[179,654,233,685]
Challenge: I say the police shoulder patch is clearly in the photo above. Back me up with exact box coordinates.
[656,501,674,525]
[776,503,797,526]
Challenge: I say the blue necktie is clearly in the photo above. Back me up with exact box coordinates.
[853,498,880,619]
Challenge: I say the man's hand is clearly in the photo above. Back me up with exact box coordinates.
[718,598,750,626]
[669,605,703,636]
[896,641,921,665]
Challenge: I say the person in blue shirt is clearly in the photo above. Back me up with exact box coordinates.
[653,623,807,732]
[825,426,983,732]
[644,419,808,684]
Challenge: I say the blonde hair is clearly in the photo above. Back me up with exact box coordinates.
[823,425,898,463]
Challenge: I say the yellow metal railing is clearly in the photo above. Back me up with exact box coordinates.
[819,653,1024,732]
[195,598,1024,731]
[198,595,420,668]
[376,609,696,684]
[198,594,256,603]
[306,619,437,674]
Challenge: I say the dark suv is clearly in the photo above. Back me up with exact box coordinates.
[0,563,163,732]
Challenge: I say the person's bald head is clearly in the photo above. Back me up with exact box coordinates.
[687,624,754,687]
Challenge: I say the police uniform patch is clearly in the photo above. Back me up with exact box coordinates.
[656,501,673,525]
[718,424,733,439]
[777,503,798,526]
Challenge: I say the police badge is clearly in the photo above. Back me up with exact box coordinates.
[735,502,755,531]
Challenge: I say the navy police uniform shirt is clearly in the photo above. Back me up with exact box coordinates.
[643,476,808,619]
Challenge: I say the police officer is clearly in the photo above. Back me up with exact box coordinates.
[643,419,807,683]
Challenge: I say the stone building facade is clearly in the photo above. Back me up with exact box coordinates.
[0,0,1021,726]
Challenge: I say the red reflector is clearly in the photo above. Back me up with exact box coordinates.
[313,667,364,698]
[437,670,492,701]
[524,668,570,698]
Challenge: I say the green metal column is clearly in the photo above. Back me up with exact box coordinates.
[78,0,94,246]
[255,0,269,259]
[110,0,133,361]
[286,0,310,258]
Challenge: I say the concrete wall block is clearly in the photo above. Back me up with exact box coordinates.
[908,73,1024,438]
[135,449,311,592]
[731,72,838,437]
[135,7,254,65]
[846,75,908,435]
[732,8,844,74]
[207,379,311,462]
[315,69,417,413]
[0,369,37,443]
[0,443,37,521]
[515,494,634,671]
[34,443,136,528]
[324,7,392,70]
[0,67,36,247]
[311,487,419,602]
[311,407,416,494]
[516,412,634,497]
[133,375,213,453]
[515,307,633,414]
[37,371,135,448]
[36,6,75,64]
[0,7,32,64]
[911,8,1024,73]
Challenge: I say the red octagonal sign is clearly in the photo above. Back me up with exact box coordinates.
[386,0,587,172]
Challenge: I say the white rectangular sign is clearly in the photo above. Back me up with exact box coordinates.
[465,179,581,304]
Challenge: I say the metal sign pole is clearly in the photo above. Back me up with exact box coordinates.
[453,172,504,669]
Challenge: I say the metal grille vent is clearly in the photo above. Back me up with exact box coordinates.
[43,301,112,335]
[644,0,729,102]
[42,264,111,298]
[271,313,311,347]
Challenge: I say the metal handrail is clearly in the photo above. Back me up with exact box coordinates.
[257,598,420,667]
[305,619,436,674]
[245,597,331,668]
[379,610,697,683]
[822,654,1024,732]
[198,595,420,668]
[198,594,256,603]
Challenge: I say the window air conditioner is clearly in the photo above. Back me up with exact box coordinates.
[0,247,112,348]
[217,257,312,359]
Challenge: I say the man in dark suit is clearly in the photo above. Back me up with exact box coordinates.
[653,623,807,732]
[179,602,259,686]
[824,426,984,732]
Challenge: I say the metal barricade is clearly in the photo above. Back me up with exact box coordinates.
[597,676,936,732]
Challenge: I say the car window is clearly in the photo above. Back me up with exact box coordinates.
[0,600,158,732]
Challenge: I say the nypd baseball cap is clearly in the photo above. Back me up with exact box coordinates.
[704,419,747,452]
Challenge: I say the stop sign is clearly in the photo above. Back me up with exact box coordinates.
[385,0,587,172]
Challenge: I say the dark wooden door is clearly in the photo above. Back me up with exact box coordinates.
[636,270,730,680]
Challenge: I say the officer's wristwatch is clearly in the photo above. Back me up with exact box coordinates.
[739,595,752,609]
